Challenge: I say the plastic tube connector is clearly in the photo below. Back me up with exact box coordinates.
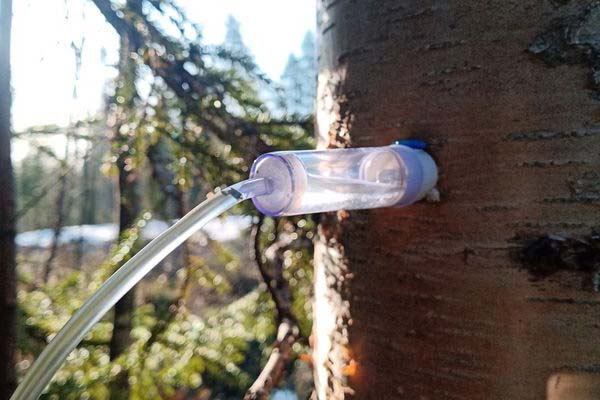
[249,144,438,216]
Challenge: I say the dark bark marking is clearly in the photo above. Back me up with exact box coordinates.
[506,127,600,141]
[477,205,518,213]
[322,22,336,36]
[423,64,483,78]
[527,297,600,305]
[550,0,572,8]
[540,197,600,204]
[463,247,475,264]
[324,0,346,12]
[337,48,372,65]
[388,6,437,24]
[521,233,600,289]
[517,159,590,167]
[529,2,600,98]
[418,40,466,52]
[556,364,600,373]
[569,171,600,201]
[509,221,592,229]
[385,4,405,14]
[539,171,600,204]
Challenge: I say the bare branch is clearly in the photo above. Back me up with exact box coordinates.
[251,215,294,322]
[246,217,306,399]
[243,318,299,400]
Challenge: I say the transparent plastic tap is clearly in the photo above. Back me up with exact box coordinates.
[250,144,438,216]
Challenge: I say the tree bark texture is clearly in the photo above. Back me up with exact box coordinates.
[313,1,600,399]
[0,0,17,398]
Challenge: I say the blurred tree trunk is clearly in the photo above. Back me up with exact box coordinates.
[75,141,97,265]
[147,139,185,220]
[108,2,141,398]
[80,143,97,226]
[0,0,17,398]
[314,1,600,399]
[147,138,188,274]
[43,143,70,283]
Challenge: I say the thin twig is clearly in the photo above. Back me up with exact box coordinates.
[251,215,293,321]
[245,217,303,399]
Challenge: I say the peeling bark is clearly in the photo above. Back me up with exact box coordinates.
[313,1,600,399]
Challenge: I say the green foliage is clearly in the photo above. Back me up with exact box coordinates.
[19,275,278,399]
[16,1,316,398]
[16,212,286,399]
[280,32,317,117]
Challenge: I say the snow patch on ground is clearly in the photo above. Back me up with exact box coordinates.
[16,215,252,248]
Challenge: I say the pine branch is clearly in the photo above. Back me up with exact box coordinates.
[90,0,273,158]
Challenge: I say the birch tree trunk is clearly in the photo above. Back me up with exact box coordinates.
[0,0,17,398]
[313,1,600,399]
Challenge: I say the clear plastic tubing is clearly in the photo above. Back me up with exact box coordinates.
[250,144,438,216]
[11,178,270,400]
[13,145,438,399]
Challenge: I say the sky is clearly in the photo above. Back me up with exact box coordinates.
[11,0,316,136]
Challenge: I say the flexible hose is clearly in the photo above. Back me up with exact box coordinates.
[11,179,268,400]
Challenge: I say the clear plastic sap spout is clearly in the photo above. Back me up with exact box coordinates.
[249,144,438,216]
[12,145,438,400]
